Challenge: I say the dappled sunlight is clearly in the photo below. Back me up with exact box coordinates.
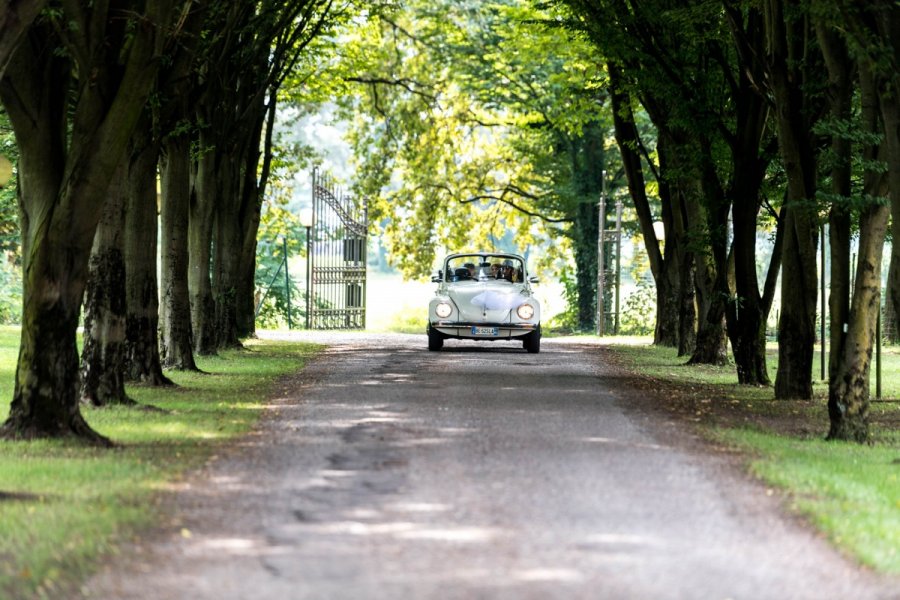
[583,532,661,547]
[385,501,452,513]
[306,520,419,536]
[396,526,500,543]
[511,567,585,583]
[580,436,671,451]
[196,537,258,552]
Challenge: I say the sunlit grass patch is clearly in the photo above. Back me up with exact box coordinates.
[0,334,322,598]
[720,429,900,573]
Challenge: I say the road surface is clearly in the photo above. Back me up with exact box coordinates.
[86,333,897,599]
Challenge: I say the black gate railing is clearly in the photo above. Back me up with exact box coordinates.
[308,168,367,329]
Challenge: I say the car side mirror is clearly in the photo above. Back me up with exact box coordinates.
[528,276,539,284]
[431,270,443,283]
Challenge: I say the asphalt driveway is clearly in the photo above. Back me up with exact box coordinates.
[86,333,897,599]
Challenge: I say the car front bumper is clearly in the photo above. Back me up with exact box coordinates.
[430,322,538,339]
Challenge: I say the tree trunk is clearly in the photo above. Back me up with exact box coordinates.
[828,200,889,442]
[689,263,728,366]
[213,155,245,349]
[816,19,854,387]
[722,31,774,385]
[0,3,168,443]
[0,0,47,80]
[827,34,896,439]
[608,63,678,345]
[124,114,172,385]
[765,0,820,399]
[190,137,220,354]
[573,201,598,332]
[775,204,818,399]
[677,253,696,356]
[887,252,900,343]
[236,97,275,339]
[80,161,133,406]
[159,133,199,371]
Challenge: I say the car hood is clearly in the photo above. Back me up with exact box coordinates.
[448,281,529,322]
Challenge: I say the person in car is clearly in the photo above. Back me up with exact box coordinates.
[500,260,518,282]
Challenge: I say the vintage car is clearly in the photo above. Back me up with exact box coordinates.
[427,252,541,353]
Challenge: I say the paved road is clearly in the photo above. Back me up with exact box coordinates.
[87,334,897,599]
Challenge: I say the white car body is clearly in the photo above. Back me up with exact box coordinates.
[427,252,541,353]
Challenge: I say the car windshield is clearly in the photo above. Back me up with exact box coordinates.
[443,255,524,283]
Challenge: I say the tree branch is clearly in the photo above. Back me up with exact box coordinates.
[344,76,439,102]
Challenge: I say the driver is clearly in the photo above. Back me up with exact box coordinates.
[501,259,520,282]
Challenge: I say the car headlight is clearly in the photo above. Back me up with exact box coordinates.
[516,304,534,319]
[435,302,453,318]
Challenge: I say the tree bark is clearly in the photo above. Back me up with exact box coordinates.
[765,0,821,399]
[887,252,900,343]
[190,130,221,354]
[677,252,696,356]
[212,152,245,349]
[827,61,890,442]
[159,133,199,371]
[80,161,133,407]
[236,95,276,339]
[0,0,47,79]
[671,135,727,367]
[573,201,599,331]
[815,18,854,388]
[721,10,775,385]
[124,113,172,385]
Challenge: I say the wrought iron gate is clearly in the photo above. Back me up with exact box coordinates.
[307,168,368,329]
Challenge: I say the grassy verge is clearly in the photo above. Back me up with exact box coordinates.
[604,338,900,573]
[0,328,321,599]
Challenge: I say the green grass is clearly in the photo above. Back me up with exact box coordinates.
[722,429,900,572]
[0,328,322,599]
[382,311,427,334]
[603,336,900,573]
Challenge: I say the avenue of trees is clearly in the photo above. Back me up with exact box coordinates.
[333,0,897,442]
[559,0,899,442]
[0,0,342,444]
[0,0,896,446]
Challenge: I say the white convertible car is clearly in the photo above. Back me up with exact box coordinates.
[427,252,541,353]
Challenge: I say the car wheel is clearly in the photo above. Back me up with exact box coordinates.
[427,326,444,351]
[523,326,541,354]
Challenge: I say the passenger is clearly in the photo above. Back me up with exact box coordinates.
[501,259,521,283]
[490,263,501,279]
[464,263,476,280]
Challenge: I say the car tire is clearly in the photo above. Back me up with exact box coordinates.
[427,326,444,351]
[523,326,541,354]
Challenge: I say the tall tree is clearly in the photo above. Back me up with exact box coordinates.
[191,0,334,350]
[157,0,208,369]
[0,0,179,442]
[824,0,898,441]
[762,0,824,400]
[80,162,133,406]
[608,63,690,349]
[124,112,173,384]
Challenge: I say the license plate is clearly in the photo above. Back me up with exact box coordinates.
[471,326,499,336]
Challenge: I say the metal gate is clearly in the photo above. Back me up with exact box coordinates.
[307,168,368,329]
